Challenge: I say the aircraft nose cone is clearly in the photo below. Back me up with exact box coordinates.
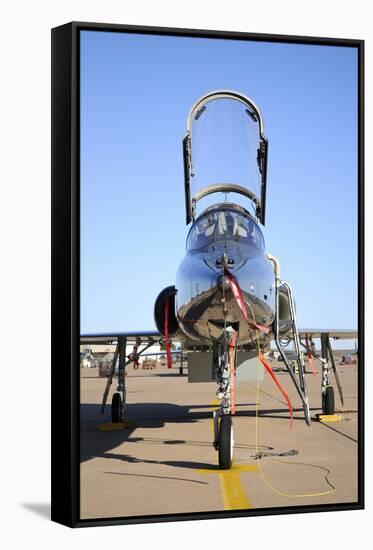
[217,274,230,291]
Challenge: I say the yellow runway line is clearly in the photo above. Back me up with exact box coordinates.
[219,466,255,510]
[198,399,256,510]
[199,464,257,510]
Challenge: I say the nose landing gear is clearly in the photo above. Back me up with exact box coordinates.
[213,332,237,469]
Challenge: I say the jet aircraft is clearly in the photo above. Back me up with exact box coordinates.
[81,90,357,470]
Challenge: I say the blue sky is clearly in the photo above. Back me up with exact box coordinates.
[80,30,358,342]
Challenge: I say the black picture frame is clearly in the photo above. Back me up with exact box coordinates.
[51,21,365,528]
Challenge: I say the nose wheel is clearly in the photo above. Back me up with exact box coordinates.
[218,414,234,469]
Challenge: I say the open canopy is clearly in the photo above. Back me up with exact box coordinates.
[183,90,268,225]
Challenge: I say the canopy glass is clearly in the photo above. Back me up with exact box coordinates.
[183,91,268,225]
[186,206,265,252]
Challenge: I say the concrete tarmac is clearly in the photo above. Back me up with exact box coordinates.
[80,360,359,519]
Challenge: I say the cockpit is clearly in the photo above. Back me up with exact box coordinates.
[186,205,264,252]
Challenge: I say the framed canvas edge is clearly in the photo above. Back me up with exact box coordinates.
[51,21,80,528]
[51,21,365,528]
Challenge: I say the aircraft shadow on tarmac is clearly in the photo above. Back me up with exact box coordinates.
[80,402,319,464]
[102,453,224,471]
[103,471,210,485]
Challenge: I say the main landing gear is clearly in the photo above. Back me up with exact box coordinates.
[101,336,155,423]
[305,332,344,415]
[320,333,343,415]
[101,337,127,423]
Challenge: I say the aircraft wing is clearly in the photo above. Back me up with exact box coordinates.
[298,329,358,340]
[80,331,161,345]
[80,331,209,355]
[81,329,358,346]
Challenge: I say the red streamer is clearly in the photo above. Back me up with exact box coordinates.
[223,267,293,428]
[259,354,293,429]
[225,268,270,334]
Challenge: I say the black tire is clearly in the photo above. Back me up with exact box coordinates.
[218,415,233,470]
[322,386,335,415]
[111,392,122,423]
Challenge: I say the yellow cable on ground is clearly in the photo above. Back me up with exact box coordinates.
[245,301,336,499]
